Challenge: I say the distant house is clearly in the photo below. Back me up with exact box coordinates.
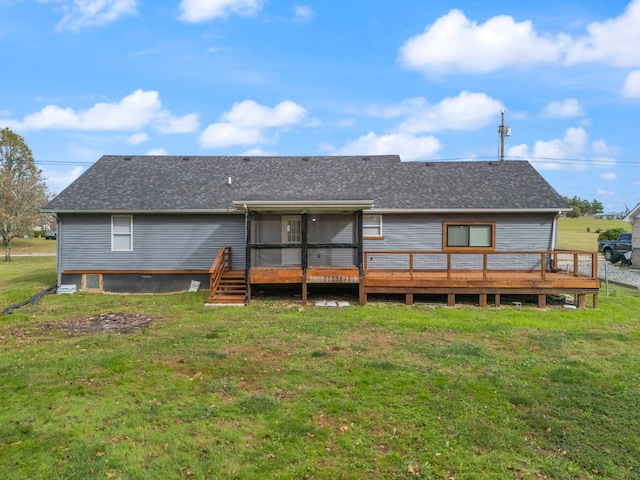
[623,202,640,265]
[44,155,600,307]
[593,212,627,220]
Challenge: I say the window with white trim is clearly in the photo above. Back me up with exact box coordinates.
[444,222,494,249]
[112,215,133,251]
[363,214,382,238]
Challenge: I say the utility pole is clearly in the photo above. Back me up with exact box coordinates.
[498,110,511,161]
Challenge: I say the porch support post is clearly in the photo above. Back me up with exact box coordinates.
[494,293,501,307]
[356,210,364,277]
[245,211,252,302]
[356,210,364,306]
[301,212,308,305]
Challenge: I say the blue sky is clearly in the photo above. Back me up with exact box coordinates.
[1,0,639,213]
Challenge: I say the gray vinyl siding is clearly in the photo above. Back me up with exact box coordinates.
[364,213,556,270]
[58,213,245,271]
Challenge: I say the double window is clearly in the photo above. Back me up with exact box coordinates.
[112,215,133,251]
[444,222,495,250]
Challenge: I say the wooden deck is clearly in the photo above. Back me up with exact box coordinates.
[362,268,600,308]
[210,248,601,308]
[361,250,600,308]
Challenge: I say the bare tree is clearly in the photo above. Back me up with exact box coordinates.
[0,128,48,261]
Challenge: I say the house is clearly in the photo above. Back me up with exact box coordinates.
[44,155,601,307]
[593,212,628,220]
[623,202,640,265]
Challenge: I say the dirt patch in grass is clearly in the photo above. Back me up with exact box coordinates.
[43,312,152,334]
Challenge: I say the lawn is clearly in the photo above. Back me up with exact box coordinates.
[556,217,631,251]
[1,256,640,479]
[6,236,58,255]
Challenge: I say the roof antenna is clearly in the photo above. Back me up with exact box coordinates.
[498,110,511,161]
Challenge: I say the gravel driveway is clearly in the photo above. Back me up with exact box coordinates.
[598,256,640,288]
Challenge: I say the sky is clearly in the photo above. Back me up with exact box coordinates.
[1,0,639,213]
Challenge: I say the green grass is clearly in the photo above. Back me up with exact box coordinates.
[6,236,58,255]
[557,216,631,251]
[2,257,640,479]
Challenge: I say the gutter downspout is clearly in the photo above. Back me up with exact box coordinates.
[52,213,61,287]
[551,211,560,251]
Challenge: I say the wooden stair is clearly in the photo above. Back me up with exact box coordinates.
[208,270,247,305]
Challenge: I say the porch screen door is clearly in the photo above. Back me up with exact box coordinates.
[281,215,301,265]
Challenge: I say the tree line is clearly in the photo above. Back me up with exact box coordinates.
[563,196,604,218]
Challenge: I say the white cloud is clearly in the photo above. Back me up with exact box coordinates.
[564,0,640,67]
[222,100,307,128]
[241,147,277,156]
[540,99,584,119]
[400,1,640,75]
[146,148,167,156]
[622,70,640,98]
[126,132,148,145]
[600,172,617,181]
[392,92,503,133]
[200,123,263,148]
[179,0,263,22]
[56,0,137,32]
[293,5,313,23]
[337,132,442,161]
[3,90,199,134]
[399,9,564,75]
[596,188,615,196]
[200,100,307,148]
[507,127,617,170]
[156,113,200,134]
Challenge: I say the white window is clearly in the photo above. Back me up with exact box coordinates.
[112,215,133,251]
[363,215,382,238]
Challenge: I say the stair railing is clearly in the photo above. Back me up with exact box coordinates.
[209,247,232,300]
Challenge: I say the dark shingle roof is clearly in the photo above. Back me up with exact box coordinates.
[44,155,569,212]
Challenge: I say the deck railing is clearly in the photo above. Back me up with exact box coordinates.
[209,247,232,299]
[363,250,598,280]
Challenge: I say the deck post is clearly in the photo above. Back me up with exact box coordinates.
[409,253,414,279]
[573,253,579,277]
[538,294,547,308]
[479,294,487,307]
[541,253,546,280]
[359,283,367,306]
[447,293,455,306]
[405,292,414,305]
[482,254,487,280]
[494,293,501,307]
[577,294,586,309]
[302,276,307,305]
[592,293,598,309]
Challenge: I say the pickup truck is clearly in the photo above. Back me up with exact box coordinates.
[598,232,632,261]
